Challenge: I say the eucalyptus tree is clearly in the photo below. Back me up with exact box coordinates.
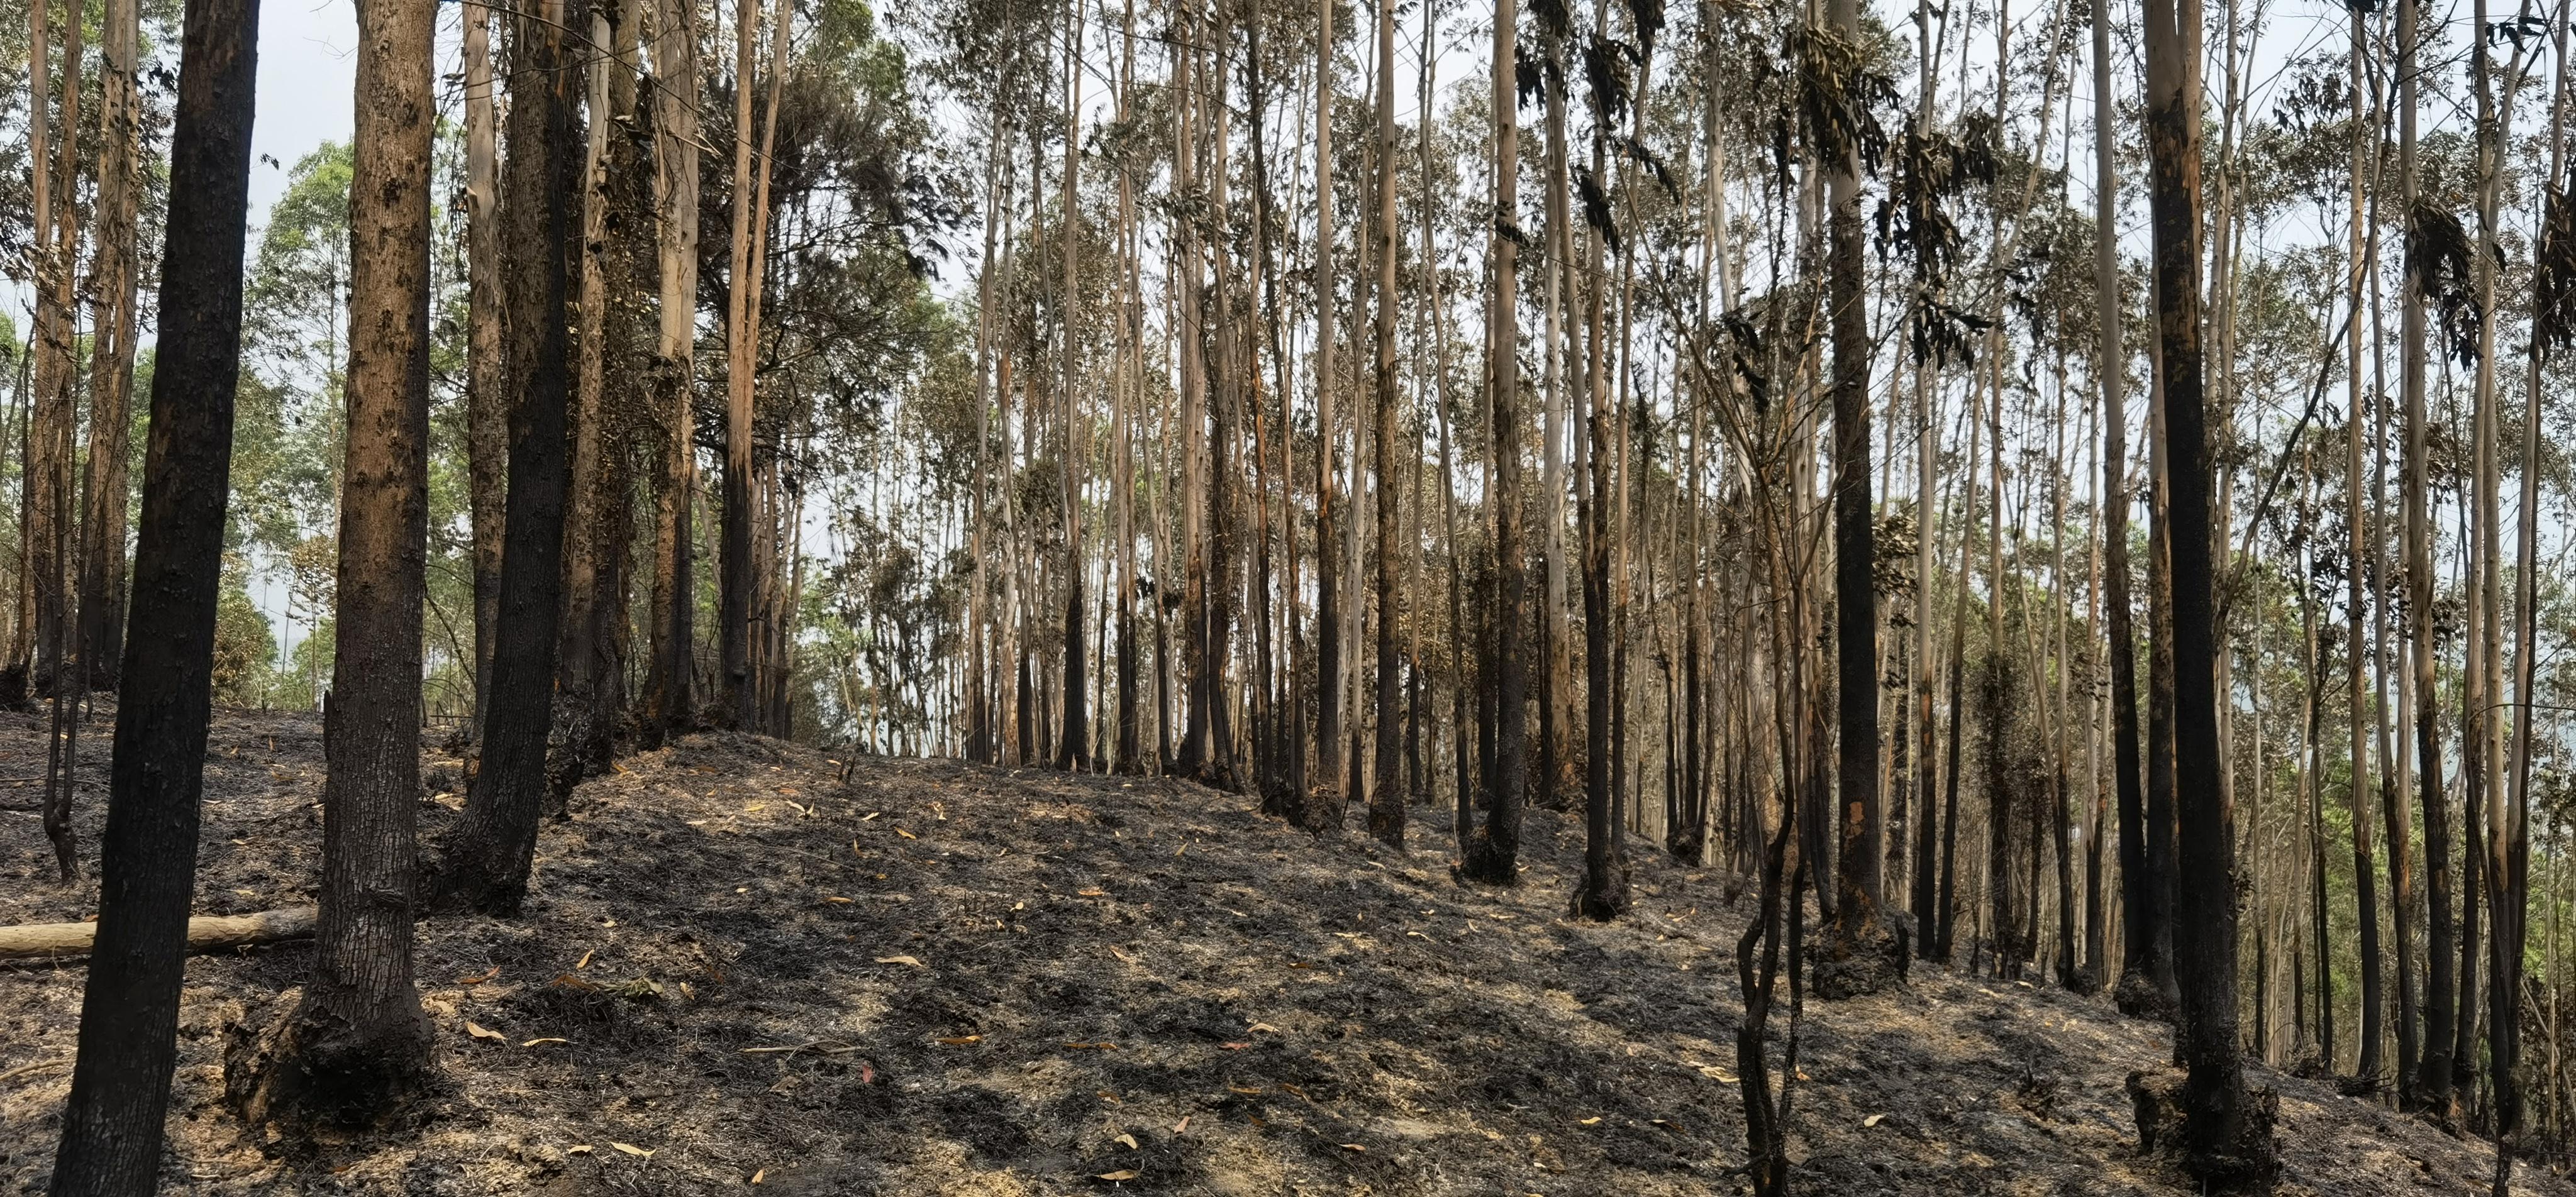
[2144,0,2273,1177]
[47,0,264,1181]
[427,0,582,915]
[225,0,436,1124]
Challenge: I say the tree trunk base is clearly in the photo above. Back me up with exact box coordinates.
[2126,1067,2280,1194]
[421,857,526,918]
[1455,829,1518,886]
[1365,803,1404,849]
[1301,786,1346,834]
[2113,968,2179,1022]
[545,690,611,817]
[1258,780,1304,825]
[1568,858,1631,921]
[1814,922,1907,1000]
[225,988,435,1134]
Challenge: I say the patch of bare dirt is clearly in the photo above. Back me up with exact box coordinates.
[0,705,2557,1194]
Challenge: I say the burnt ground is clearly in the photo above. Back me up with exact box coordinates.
[0,703,2558,1195]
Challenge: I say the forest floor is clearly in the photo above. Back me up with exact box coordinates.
[0,703,2557,1196]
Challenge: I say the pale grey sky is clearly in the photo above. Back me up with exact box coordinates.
[245,0,358,225]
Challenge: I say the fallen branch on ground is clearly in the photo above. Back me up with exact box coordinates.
[0,907,316,961]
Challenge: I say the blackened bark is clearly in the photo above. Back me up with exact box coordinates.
[79,0,142,692]
[1055,1,1090,774]
[1460,0,1525,885]
[718,0,763,731]
[1573,260,1621,918]
[2143,444,2182,1010]
[2097,0,2155,1013]
[426,0,580,915]
[1935,640,1965,959]
[2143,0,2273,1174]
[463,0,505,739]
[1826,0,1884,973]
[1366,0,1403,846]
[225,0,435,1122]
[46,0,259,1183]
[1307,0,1345,829]
[584,16,652,767]
[2402,0,2455,1113]
[642,0,699,744]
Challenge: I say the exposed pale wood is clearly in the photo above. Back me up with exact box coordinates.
[0,907,315,961]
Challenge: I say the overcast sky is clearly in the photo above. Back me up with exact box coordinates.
[245,0,360,226]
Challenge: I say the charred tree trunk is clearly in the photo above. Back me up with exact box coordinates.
[77,0,142,693]
[2401,0,2456,1113]
[1460,0,1526,885]
[2141,0,2273,1175]
[2096,0,2160,1021]
[426,0,581,915]
[463,0,506,739]
[1365,0,1404,846]
[45,0,260,1181]
[1055,0,1090,773]
[1823,0,1884,981]
[1307,0,1346,829]
[718,0,765,730]
[642,0,701,744]
[224,0,436,1123]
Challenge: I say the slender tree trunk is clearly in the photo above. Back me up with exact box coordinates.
[643,0,701,743]
[2370,0,2419,1098]
[1113,0,1140,775]
[426,0,581,915]
[45,0,261,1180]
[78,0,142,693]
[1055,0,1089,772]
[1419,40,1471,857]
[2303,537,2335,1067]
[2099,0,2152,1020]
[588,0,649,764]
[15,0,53,705]
[30,0,82,700]
[225,0,435,1121]
[749,1,792,735]
[2403,0,2456,1113]
[555,0,616,791]
[1171,21,1212,785]
[1540,9,1577,813]
[2143,0,2271,1172]
[463,0,508,741]
[1309,0,1345,827]
[1197,14,1240,792]
[2460,0,2523,1122]
[1826,0,1884,973]
[719,0,765,729]
[2497,23,2568,1187]
[963,113,1007,766]
[2345,9,2385,1086]
[1460,0,1526,885]
[1365,0,1403,845]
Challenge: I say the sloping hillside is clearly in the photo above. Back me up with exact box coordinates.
[0,707,2554,1194]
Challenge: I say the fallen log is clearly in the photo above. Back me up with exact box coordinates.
[0,907,316,961]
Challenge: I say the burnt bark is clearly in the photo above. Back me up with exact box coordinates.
[45,0,260,1182]
[2143,0,2275,1176]
[225,0,436,1124]
[426,0,582,916]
